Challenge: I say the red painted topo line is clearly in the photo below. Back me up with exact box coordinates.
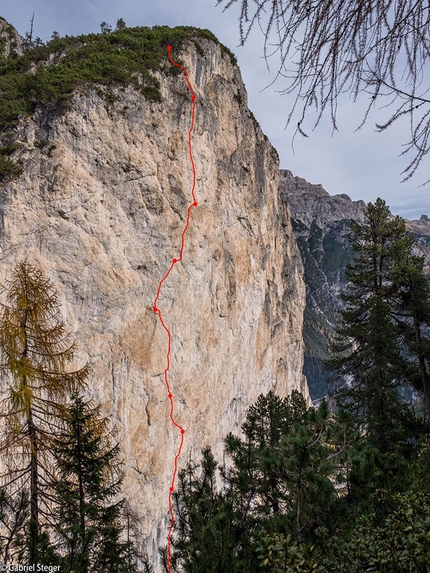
[152,45,198,573]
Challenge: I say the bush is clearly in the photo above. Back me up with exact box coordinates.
[0,155,22,180]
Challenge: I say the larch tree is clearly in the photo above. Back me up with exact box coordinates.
[217,0,430,182]
[0,260,89,562]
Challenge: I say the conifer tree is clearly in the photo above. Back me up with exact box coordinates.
[223,392,339,546]
[0,260,89,561]
[222,390,308,523]
[326,199,427,448]
[169,393,343,571]
[115,18,127,32]
[52,392,131,573]
[391,254,430,432]
[168,446,240,573]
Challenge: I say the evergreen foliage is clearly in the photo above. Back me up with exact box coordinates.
[115,19,127,32]
[168,446,240,572]
[221,391,339,546]
[52,392,131,572]
[0,155,23,180]
[168,393,352,572]
[0,260,89,562]
[324,491,430,572]
[168,390,430,572]
[325,198,430,445]
[256,532,318,573]
[391,253,430,431]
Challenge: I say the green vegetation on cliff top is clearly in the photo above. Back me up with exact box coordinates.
[0,24,236,120]
[0,24,236,179]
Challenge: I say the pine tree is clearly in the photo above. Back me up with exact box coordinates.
[325,199,424,450]
[0,260,89,562]
[168,447,241,573]
[224,393,339,546]
[52,392,131,573]
[222,390,308,523]
[169,394,343,571]
[115,18,127,32]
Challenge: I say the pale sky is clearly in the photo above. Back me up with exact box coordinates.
[2,0,429,220]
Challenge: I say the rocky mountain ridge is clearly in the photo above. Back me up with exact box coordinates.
[280,169,367,228]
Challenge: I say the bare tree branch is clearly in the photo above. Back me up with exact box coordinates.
[217,0,430,182]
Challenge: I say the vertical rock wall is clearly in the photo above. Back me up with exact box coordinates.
[0,39,307,556]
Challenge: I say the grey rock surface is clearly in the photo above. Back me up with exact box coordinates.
[0,39,307,560]
[0,17,23,57]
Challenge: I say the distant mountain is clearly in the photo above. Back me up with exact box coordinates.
[280,168,430,399]
[406,214,430,273]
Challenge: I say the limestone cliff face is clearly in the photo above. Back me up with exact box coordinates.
[0,40,307,555]
[0,18,23,57]
[280,169,365,399]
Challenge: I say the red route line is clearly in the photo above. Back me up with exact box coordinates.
[152,45,197,573]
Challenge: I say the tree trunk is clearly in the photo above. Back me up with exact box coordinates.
[77,409,88,573]
[28,410,39,563]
